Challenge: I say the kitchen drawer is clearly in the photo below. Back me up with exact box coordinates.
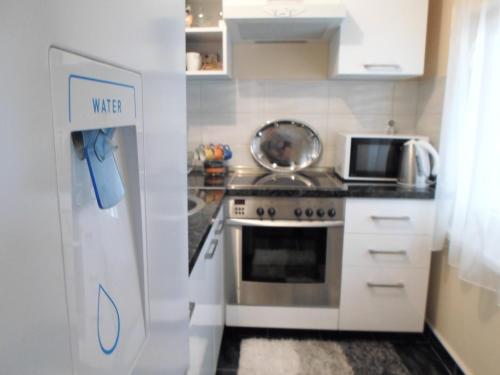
[343,234,432,269]
[339,267,429,332]
[345,199,435,235]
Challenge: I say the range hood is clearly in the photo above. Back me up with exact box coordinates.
[223,0,347,43]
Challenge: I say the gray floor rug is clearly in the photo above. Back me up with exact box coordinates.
[238,338,410,375]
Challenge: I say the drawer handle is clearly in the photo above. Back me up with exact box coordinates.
[370,215,411,221]
[367,282,405,289]
[368,249,407,255]
[204,239,219,260]
[189,301,196,321]
[215,220,225,235]
[363,64,401,70]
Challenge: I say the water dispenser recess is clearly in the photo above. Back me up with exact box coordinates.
[50,48,148,374]
[73,128,126,209]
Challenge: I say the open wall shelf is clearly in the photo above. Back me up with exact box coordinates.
[185,24,231,79]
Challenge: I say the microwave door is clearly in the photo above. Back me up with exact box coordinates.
[349,138,406,180]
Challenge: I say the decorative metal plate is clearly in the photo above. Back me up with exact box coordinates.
[250,119,322,172]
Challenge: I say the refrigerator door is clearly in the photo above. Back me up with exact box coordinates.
[0,1,188,374]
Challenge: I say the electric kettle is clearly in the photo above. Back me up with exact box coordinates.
[398,139,440,188]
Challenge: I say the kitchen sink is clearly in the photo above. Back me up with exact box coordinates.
[188,195,205,216]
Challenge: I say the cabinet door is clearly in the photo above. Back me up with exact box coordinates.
[189,247,214,375]
[334,0,429,77]
[211,233,224,363]
[204,214,225,371]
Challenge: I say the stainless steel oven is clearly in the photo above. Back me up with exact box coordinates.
[225,197,344,308]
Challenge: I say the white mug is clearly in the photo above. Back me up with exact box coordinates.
[186,52,202,71]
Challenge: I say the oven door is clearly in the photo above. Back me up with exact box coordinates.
[226,219,343,308]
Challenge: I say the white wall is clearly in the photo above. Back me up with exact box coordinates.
[187,79,420,168]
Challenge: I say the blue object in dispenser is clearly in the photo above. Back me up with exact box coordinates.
[82,128,125,209]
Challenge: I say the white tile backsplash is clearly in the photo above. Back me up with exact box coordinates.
[264,81,329,114]
[393,80,419,115]
[225,144,260,168]
[200,112,266,145]
[187,81,201,114]
[188,79,424,168]
[200,81,236,113]
[235,81,266,113]
[391,115,418,133]
[329,80,394,115]
[326,114,393,150]
[328,114,393,135]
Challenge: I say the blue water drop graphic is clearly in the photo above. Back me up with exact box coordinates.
[97,284,120,355]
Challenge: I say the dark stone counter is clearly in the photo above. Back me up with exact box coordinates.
[333,179,435,199]
[225,174,435,200]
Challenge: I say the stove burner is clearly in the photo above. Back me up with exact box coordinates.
[228,170,339,190]
[253,173,315,187]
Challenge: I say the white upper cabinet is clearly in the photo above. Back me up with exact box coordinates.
[330,0,429,78]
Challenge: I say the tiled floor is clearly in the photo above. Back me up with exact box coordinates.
[216,327,457,375]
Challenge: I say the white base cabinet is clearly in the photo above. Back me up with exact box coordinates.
[189,208,225,375]
[339,198,435,332]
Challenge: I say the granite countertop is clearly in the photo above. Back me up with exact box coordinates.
[188,188,225,273]
[187,169,435,273]
[224,172,435,200]
[333,178,436,199]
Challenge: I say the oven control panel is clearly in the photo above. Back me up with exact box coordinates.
[226,197,345,221]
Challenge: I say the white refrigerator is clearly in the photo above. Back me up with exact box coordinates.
[0,1,189,374]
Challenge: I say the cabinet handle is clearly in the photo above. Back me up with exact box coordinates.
[368,249,407,255]
[363,64,401,70]
[367,282,405,288]
[204,239,219,260]
[370,215,410,221]
[215,220,225,235]
[189,301,196,321]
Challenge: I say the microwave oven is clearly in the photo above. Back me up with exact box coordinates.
[334,133,428,182]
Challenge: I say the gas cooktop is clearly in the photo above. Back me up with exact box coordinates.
[227,170,342,190]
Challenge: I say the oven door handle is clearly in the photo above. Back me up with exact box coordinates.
[225,218,344,228]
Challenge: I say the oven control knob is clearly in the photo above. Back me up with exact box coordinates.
[305,208,314,217]
[328,208,336,218]
[256,207,265,216]
[294,208,303,217]
[317,209,325,218]
[268,207,276,217]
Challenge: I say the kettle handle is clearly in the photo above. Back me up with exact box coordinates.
[416,140,440,176]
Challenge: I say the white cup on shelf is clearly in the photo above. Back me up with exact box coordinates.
[186,52,202,71]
